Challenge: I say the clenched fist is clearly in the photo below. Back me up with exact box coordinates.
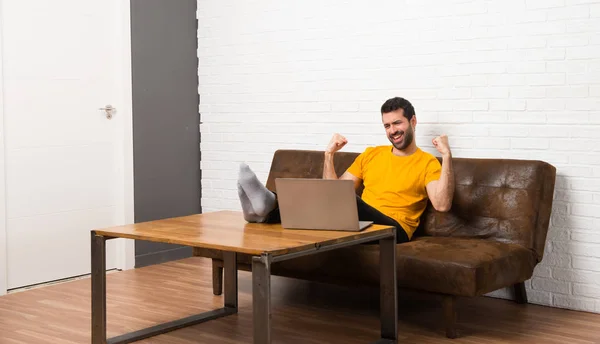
[326,133,348,153]
[432,134,451,157]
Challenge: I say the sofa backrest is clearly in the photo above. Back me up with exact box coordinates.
[265,149,556,262]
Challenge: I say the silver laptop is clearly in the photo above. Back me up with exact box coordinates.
[274,178,372,231]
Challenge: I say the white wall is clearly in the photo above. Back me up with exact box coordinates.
[197,0,600,313]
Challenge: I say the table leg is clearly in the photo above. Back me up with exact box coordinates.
[91,231,107,344]
[223,251,238,310]
[378,233,398,343]
[252,253,272,344]
[92,239,238,344]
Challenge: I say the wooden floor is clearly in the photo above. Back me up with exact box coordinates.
[1,257,599,344]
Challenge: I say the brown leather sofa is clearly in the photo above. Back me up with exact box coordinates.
[193,149,557,338]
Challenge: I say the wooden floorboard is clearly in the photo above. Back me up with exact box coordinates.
[1,257,599,344]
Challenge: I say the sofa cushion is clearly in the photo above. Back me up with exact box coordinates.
[395,237,537,296]
[270,237,536,297]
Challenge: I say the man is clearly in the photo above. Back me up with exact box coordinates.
[237,97,454,243]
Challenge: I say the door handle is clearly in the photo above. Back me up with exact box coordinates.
[99,105,116,119]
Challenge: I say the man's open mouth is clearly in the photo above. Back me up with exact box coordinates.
[391,133,403,143]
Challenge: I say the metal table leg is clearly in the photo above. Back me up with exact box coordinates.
[223,251,238,310]
[91,232,107,344]
[252,253,272,344]
[91,232,238,344]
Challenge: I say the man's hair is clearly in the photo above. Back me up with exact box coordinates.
[380,97,415,120]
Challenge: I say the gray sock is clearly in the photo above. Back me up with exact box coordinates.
[237,182,264,223]
[238,163,277,217]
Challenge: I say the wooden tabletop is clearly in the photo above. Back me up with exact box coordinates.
[93,210,394,257]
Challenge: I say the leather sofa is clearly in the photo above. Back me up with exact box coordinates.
[193,149,557,338]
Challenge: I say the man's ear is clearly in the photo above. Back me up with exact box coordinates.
[411,115,417,128]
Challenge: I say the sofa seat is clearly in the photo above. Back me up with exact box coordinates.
[270,236,537,297]
[395,237,537,296]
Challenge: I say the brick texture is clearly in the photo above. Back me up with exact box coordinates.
[197,0,600,313]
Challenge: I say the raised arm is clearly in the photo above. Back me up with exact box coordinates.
[425,134,455,212]
[323,133,361,190]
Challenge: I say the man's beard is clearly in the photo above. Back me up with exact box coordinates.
[388,125,414,151]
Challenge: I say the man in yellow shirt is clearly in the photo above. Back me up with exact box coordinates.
[237,97,455,243]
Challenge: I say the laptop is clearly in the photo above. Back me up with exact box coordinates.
[274,178,373,231]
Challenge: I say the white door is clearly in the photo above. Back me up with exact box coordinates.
[1,0,134,290]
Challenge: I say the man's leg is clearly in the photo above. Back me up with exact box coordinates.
[237,163,280,223]
[237,183,263,222]
[356,196,409,243]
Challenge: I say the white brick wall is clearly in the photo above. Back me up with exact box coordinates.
[198,0,600,313]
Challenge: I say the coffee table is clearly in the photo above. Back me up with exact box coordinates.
[91,210,398,343]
